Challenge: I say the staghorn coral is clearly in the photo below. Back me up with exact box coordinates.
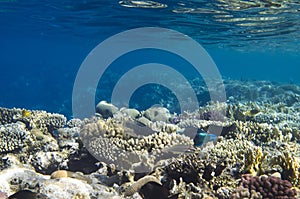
[228,120,296,145]
[21,110,66,133]
[67,119,83,128]
[1,90,300,198]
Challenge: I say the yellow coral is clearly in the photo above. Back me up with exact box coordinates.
[245,147,265,176]
[271,152,300,187]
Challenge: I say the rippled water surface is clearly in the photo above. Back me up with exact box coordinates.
[1,0,300,49]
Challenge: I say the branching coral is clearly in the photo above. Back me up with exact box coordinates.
[0,122,32,153]
[270,152,300,187]
[0,107,66,133]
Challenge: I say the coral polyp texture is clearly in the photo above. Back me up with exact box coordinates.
[0,80,300,198]
[234,174,297,199]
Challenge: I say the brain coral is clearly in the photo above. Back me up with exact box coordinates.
[238,174,297,199]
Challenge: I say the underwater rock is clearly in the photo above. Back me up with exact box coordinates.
[120,108,141,119]
[0,154,24,170]
[30,151,68,174]
[8,190,39,199]
[50,170,70,179]
[135,116,151,127]
[143,107,171,122]
[50,170,92,184]
[56,127,80,155]
[139,182,170,199]
[118,175,162,197]
[40,178,94,199]
[0,167,117,199]
[0,167,46,196]
[96,101,118,118]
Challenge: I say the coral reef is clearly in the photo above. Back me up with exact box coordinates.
[80,117,193,172]
[0,107,66,133]
[1,80,300,199]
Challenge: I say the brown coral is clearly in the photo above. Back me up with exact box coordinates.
[239,174,297,199]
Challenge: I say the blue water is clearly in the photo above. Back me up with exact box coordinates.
[0,0,300,118]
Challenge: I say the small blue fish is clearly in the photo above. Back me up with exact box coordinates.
[193,130,217,147]
[179,127,217,147]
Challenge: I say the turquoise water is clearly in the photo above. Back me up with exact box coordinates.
[0,0,300,117]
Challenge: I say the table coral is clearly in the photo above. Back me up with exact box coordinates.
[80,117,193,172]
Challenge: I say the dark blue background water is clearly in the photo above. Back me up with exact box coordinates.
[1,0,300,118]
